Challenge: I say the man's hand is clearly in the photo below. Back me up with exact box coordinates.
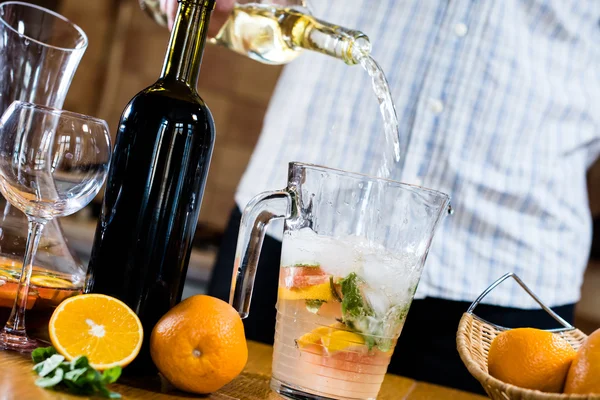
[161,0,236,35]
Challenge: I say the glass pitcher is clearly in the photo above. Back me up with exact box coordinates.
[140,0,371,65]
[231,162,451,400]
[0,2,88,340]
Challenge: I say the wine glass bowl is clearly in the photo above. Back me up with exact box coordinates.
[0,101,111,352]
[0,102,110,220]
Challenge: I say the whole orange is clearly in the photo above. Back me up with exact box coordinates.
[487,327,576,393]
[150,295,248,394]
[564,328,600,394]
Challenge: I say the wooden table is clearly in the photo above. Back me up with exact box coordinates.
[0,341,487,399]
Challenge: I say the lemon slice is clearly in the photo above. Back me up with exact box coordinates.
[49,294,143,370]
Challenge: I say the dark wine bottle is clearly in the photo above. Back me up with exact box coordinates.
[86,0,216,374]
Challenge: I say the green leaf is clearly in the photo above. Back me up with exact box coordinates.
[70,355,89,370]
[31,346,57,364]
[338,273,401,353]
[81,368,101,385]
[333,273,417,354]
[35,368,64,388]
[338,273,379,347]
[364,334,376,351]
[32,361,45,374]
[101,366,122,384]
[64,367,88,382]
[31,346,122,398]
[62,379,90,393]
[37,354,65,377]
[339,273,368,318]
[305,299,326,314]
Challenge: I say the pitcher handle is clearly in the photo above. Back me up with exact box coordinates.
[229,190,293,318]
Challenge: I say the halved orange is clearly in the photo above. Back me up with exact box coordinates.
[49,293,143,370]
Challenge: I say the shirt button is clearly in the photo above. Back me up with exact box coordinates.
[428,98,444,114]
[454,22,468,37]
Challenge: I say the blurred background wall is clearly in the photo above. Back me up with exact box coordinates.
[23,0,600,332]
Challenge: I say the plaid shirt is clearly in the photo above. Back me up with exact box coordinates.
[236,0,600,308]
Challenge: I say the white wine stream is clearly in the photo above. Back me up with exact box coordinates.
[213,3,404,178]
[356,53,403,179]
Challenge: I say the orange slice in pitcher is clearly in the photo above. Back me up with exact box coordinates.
[297,323,365,354]
[279,265,333,301]
[49,293,143,370]
[296,324,393,375]
[279,282,333,301]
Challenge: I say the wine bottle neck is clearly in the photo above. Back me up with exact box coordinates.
[160,0,215,87]
[295,17,371,65]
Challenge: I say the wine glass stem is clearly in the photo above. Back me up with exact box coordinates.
[3,218,47,336]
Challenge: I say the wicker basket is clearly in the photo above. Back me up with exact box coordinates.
[456,273,599,400]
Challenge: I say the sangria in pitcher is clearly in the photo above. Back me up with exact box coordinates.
[230,162,451,400]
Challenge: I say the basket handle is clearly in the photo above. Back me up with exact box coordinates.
[466,273,574,332]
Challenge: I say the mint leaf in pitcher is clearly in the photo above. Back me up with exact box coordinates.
[338,272,406,353]
[339,273,377,348]
[339,273,368,318]
[305,299,326,313]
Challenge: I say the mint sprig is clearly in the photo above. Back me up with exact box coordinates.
[339,273,377,349]
[340,273,370,319]
[31,346,122,398]
[338,272,411,353]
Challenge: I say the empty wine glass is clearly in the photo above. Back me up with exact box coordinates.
[0,101,111,352]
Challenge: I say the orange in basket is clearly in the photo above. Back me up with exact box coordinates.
[488,328,576,393]
[564,328,600,395]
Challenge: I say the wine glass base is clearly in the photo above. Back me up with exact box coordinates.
[0,331,43,353]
